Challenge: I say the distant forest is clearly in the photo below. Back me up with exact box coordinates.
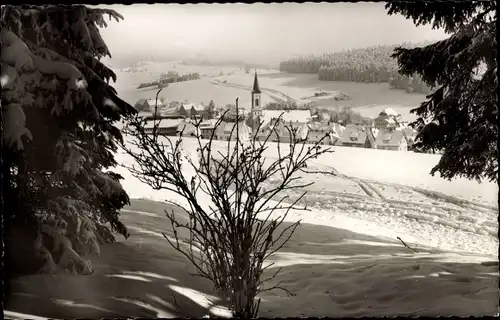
[181,58,275,71]
[137,71,200,89]
[280,42,436,94]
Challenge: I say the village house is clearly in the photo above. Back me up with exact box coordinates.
[184,103,205,120]
[321,112,331,123]
[214,121,252,142]
[306,122,332,145]
[337,124,376,148]
[402,126,419,149]
[311,113,322,123]
[329,122,346,145]
[222,105,247,122]
[374,108,403,130]
[148,99,165,111]
[161,104,189,119]
[252,109,311,142]
[198,119,219,140]
[290,121,309,141]
[371,107,414,151]
[256,119,285,142]
[374,128,408,151]
[255,118,309,143]
[178,121,200,137]
[143,119,199,137]
[143,119,184,135]
[260,109,312,125]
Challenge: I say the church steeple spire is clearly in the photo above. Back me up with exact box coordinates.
[250,70,262,134]
[252,70,261,94]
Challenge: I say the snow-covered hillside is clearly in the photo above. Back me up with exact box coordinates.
[6,135,498,320]
[116,136,498,256]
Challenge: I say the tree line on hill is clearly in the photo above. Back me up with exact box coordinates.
[181,58,274,71]
[279,42,435,94]
[137,71,200,89]
[313,107,373,126]
[263,101,312,111]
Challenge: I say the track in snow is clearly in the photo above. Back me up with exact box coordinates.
[208,78,300,104]
[262,163,498,256]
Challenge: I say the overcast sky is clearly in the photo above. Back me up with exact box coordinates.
[98,3,448,64]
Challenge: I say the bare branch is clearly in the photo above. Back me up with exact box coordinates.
[119,110,333,318]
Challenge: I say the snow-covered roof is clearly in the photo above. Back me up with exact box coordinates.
[146,99,165,108]
[339,124,368,145]
[375,128,406,146]
[257,119,309,140]
[199,119,219,129]
[216,121,251,139]
[144,119,183,129]
[178,122,199,135]
[308,122,330,132]
[137,111,152,117]
[380,108,399,117]
[331,123,345,136]
[385,117,396,125]
[162,107,179,114]
[223,122,238,133]
[261,110,312,124]
[184,103,205,111]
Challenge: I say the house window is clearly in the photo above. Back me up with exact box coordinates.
[255,98,259,107]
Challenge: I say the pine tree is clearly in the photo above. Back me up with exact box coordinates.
[386,1,497,182]
[2,4,136,275]
[205,99,215,119]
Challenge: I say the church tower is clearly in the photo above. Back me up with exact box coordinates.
[250,71,262,134]
[251,71,262,117]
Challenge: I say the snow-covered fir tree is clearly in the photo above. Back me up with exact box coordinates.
[2,4,136,275]
[387,1,497,182]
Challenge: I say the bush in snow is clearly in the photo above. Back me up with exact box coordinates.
[2,5,135,276]
[122,97,334,318]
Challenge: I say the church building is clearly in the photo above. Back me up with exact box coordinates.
[248,71,263,133]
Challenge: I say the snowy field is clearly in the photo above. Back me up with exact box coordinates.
[217,72,429,121]
[6,135,499,318]
[112,62,267,109]
[112,137,498,256]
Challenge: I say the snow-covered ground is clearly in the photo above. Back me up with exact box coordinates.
[116,136,498,256]
[112,137,498,317]
[6,114,499,318]
[7,198,498,319]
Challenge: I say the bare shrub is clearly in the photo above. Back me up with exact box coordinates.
[120,94,334,318]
